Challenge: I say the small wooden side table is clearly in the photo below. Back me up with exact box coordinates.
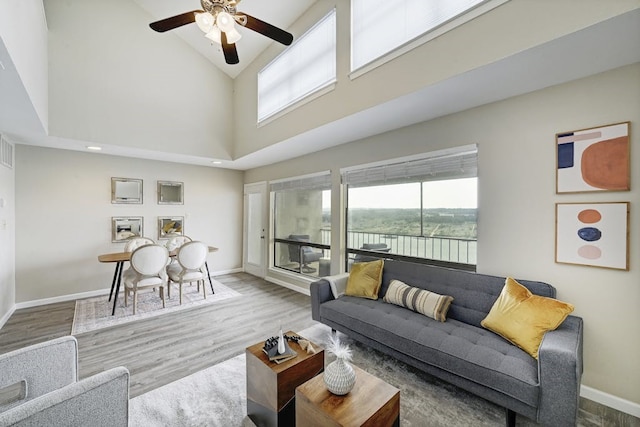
[246,332,324,427]
[295,364,400,427]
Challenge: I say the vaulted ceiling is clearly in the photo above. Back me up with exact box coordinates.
[132,0,316,78]
[1,2,639,170]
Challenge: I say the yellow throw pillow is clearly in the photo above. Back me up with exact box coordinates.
[481,277,574,359]
[345,260,384,300]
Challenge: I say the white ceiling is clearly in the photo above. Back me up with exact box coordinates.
[1,6,639,171]
[132,0,316,79]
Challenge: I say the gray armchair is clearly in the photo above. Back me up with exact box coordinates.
[287,234,323,273]
[0,336,129,426]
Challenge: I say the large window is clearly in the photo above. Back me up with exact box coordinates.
[271,172,332,277]
[342,145,478,270]
[351,0,488,72]
[258,9,336,123]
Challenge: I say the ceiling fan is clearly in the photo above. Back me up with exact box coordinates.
[149,0,294,65]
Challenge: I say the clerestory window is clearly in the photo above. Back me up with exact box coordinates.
[258,8,336,123]
[351,0,495,74]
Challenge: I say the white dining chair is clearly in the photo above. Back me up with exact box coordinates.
[166,241,208,304]
[165,235,192,252]
[124,236,155,253]
[165,235,192,268]
[123,244,169,314]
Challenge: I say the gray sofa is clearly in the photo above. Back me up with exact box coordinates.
[310,260,583,426]
[0,336,129,426]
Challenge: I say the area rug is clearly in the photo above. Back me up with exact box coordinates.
[129,323,527,427]
[71,279,241,335]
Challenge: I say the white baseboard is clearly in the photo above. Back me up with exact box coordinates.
[581,385,640,418]
[15,288,111,310]
[211,267,243,276]
[0,304,16,329]
[12,268,241,310]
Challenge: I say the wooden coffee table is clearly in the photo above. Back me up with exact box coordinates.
[246,331,324,426]
[295,364,400,427]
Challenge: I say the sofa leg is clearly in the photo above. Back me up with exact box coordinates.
[505,408,516,427]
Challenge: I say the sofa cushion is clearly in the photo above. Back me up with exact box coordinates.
[481,277,574,359]
[345,260,384,299]
[379,260,556,328]
[383,279,453,322]
[320,296,539,407]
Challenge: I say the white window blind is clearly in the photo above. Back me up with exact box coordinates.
[351,0,486,72]
[270,171,332,192]
[343,145,477,188]
[258,9,336,123]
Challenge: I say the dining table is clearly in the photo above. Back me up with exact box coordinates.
[98,246,219,315]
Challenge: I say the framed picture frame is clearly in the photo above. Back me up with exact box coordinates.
[157,181,184,205]
[111,177,143,204]
[158,216,184,240]
[556,122,630,194]
[112,216,144,243]
[555,202,629,270]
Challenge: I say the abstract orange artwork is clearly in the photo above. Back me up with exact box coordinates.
[556,122,630,193]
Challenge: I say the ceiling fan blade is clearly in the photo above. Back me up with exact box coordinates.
[149,10,202,33]
[221,32,239,65]
[239,13,294,46]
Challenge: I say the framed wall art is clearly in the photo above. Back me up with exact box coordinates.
[157,181,184,205]
[112,216,144,243]
[556,122,630,194]
[111,177,143,204]
[555,202,629,270]
[158,216,184,239]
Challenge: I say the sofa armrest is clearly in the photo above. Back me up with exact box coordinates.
[0,367,130,427]
[310,273,349,321]
[325,273,349,299]
[537,315,583,425]
[0,336,78,411]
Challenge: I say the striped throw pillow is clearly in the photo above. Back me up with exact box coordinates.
[383,279,454,322]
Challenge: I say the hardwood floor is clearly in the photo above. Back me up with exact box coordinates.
[1,272,638,426]
[0,273,317,398]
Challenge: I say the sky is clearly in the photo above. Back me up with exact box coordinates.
[323,177,477,209]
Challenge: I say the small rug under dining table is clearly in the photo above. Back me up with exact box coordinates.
[71,279,241,335]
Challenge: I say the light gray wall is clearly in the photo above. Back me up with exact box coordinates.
[245,64,640,406]
[15,146,244,303]
[44,0,234,160]
[0,151,15,327]
[233,0,639,160]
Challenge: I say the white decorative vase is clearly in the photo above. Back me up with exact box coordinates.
[323,357,356,395]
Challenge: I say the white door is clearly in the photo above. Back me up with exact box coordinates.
[243,182,268,278]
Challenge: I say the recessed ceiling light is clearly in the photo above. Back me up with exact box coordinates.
[86,146,102,151]
[212,160,222,164]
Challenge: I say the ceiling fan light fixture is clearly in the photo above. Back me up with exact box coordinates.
[224,27,242,44]
[195,12,215,33]
[216,11,235,33]
[205,27,222,44]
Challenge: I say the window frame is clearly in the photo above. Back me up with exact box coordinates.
[349,0,509,80]
[257,8,337,125]
[342,145,478,271]
[270,171,332,277]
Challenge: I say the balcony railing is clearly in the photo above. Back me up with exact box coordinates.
[321,228,477,265]
[273,229,476,279]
